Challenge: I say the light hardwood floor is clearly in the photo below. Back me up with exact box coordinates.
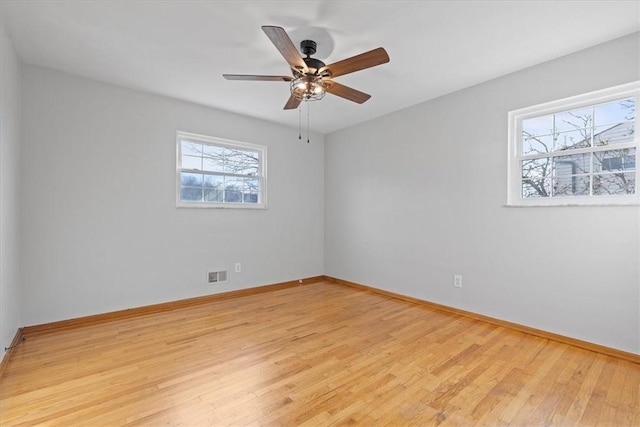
[1,282,638,426]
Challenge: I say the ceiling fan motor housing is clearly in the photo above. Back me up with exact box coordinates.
[298,40,326,75]
[302,57,326,74]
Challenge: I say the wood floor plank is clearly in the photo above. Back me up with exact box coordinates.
[1,281,638,426]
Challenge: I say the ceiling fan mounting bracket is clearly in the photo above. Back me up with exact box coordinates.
[300,39,317,57]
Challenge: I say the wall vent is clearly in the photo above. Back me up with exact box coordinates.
[208,270,228,284]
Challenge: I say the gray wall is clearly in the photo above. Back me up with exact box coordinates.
[325,33,640,354]
[0,23,22,352]
[20,66,324,326]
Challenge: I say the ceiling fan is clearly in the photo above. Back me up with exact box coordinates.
[223,26,390,110]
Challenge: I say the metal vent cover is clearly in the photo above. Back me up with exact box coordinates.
[208,270,228,284]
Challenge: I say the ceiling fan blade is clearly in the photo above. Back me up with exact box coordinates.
[262,26,308,73]
[223,74,293,82]
[283,94,301,110]
[320,47,389,78]
[324,81,371,104]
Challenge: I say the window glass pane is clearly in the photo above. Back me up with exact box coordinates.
[593,172,636,195]
[553,153,590,176]
[181,140,202,156]
[202,145,225,173]
[181,172,202,187]
[594,122,635,146]
[522,158,551,178]
[203,174,224,188]
[204,188,223,202]
[594,98,635,127]
[220,148,258,175]
[181,154,201,170]
[244,177,260,192]
[594,148,636,172]
[243,192,259,203]
[523,115,553,138]
[522,179,551,198]
[553,176,590,197]
[224,177,243,203]
[554,107,592,134]
[523,134,553,155]
[222,148,235,174]
[203,175,224,202]
[244,194,258,203]
[181,187,202,202]
[554,129,591,151]
[243,178,260,203]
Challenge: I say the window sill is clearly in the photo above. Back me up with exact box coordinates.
[504,201,640,207]
[176,203,267,209]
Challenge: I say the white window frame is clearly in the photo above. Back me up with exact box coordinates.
[176,131,267,209]
[507,81,639,206]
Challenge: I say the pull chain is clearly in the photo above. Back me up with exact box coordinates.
[307,102,310,143]
[298,105,302,140]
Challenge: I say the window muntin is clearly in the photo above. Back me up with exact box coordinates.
[508,82,639,206]
[176,132,266,208]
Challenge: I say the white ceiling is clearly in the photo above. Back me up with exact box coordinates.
[2,1,639,134]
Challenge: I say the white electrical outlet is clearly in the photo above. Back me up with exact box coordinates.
[453,274,463,288]
[235,263,241,273]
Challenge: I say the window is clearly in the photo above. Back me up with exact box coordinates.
[508,82,639,206]
[176,132,266,208]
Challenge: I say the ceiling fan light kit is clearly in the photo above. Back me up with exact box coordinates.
[223,26,390,110]
[290,75,326,102]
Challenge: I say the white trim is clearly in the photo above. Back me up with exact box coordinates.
[507,81,639,207]
[176,131,267,209]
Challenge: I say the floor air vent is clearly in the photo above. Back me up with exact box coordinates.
[208,270,228,284]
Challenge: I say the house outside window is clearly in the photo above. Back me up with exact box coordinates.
[176,131,267,208]
[508,82,638,206]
